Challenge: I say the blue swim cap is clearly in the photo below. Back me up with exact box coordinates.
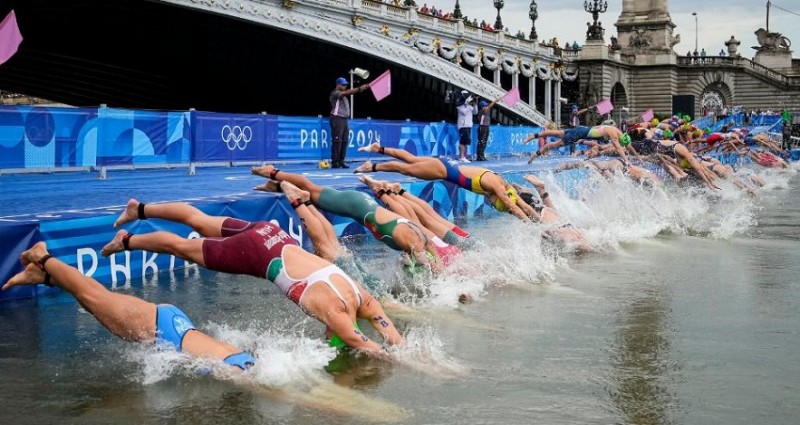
[479,100,489,108]
[335,77,348,86]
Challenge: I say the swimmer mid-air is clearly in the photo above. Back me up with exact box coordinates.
[102,197,404,356]
[4,242,255,371]
[354,142,539,221]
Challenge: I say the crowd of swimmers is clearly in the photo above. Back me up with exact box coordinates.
[3,116,795,400]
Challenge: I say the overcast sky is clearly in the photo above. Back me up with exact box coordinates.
[452,0,798,58]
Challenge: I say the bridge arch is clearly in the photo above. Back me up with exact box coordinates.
[699,80,733,116]
[610,82,629,110]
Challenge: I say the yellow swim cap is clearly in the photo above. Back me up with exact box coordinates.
[493,187,519,212]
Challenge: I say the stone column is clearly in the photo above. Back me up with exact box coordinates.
[554,80,562,125]
[621,0,635,14]
[494,69,501,85]
[544,79,552,120]
[529,76,537,110]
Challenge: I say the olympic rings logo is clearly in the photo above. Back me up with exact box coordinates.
[221,125,253,151]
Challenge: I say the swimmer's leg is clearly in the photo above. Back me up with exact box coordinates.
[285,183,340,262]
[258,168,326,202]
[355,159,447,181]
[114,199,228,238]
[4,243,157,342]
[101,230,207,267]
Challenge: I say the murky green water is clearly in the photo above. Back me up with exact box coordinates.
[1,174,798,425]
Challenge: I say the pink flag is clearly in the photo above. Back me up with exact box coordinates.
[501,86,520,108]
[0,10,23,66]
[595,99,614,115]
[640,109,654,122]
[369,70,391,102]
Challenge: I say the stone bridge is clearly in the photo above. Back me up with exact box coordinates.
[0,0,581,126]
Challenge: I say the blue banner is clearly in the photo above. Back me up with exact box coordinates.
[192,111,277,162]
[0,223,41,301]
[0,106,192,169]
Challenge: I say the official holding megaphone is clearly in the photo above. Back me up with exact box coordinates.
[329,69,370,169]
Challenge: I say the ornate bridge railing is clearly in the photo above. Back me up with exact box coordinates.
[677,56,800,87]
[171,0,579,125]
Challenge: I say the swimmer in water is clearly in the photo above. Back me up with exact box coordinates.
[555,159,662,185]
[353,142,539,222]
[102,197,404,356]
[358,175,472,249]
[3,242,256,371]
[516,175,592,253]
[525,125,629,164]
[625,128,720,190]
[251,165,451,272]
[253,179,385,291]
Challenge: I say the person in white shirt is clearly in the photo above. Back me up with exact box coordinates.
[456,92,478,162]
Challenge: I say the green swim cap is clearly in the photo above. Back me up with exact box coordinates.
[620,133,631,147]
[403,251,436,276]
[663,130,673,139]
[328,322,364,349]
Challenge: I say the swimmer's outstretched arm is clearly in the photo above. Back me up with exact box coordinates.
[523,175,555,209]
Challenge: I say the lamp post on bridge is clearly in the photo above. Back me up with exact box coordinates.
[453,0,463,19]
[528,0,538,40]
[583,0,607,41]
[493,0,504,31]
[692,12,698,54]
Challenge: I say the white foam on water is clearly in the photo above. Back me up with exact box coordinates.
[388,324,469,379]
[125,320,337,388]
[371,164,786,311]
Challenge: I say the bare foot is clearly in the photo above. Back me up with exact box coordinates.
[19,242,50,267]
[113,199,141,228]
[523,175,546,190]
[527,153,539,165]
[279,181,311,203]
[2,263,47,291]
[101,230,129,257]
[522,134,538,145]
[254,180,280,192]
[358,175,379,188]
[251,164,275,178]
[357,142,382,153]
[353,160,374,174]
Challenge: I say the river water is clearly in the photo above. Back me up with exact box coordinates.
[0,166,798,425]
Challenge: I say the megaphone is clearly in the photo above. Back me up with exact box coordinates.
[351,68,370,80]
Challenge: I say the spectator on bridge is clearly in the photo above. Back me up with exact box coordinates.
[719,49,726,57]
[573,41,580,49]
[329,77,369,169]
[476,97,499,161]
[700,48,706,59]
